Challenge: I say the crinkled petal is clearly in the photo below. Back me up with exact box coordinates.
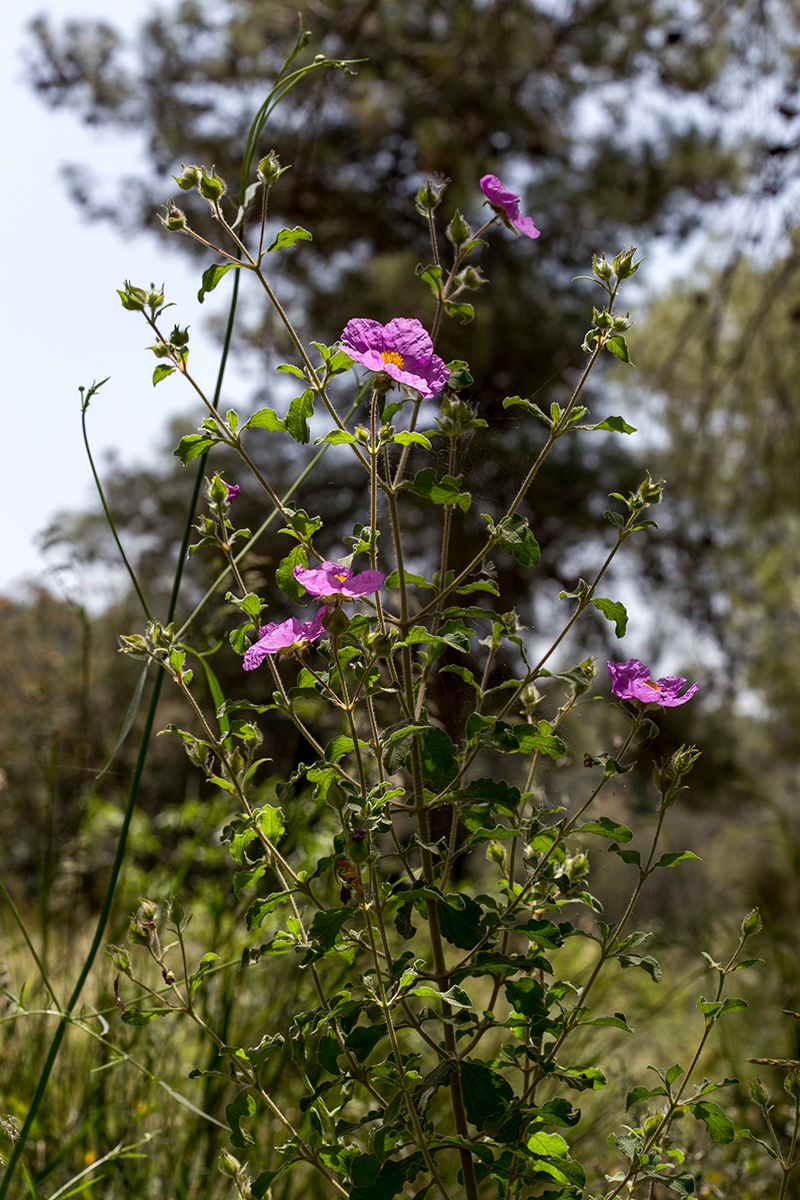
[341,319,384,355]
[341,570,385,597]
[480,174,540,240]
[383,317,434,362]
[480,174,519,211]
[294,562,353,596]
[510,212,541,239]
[243,618,302,670]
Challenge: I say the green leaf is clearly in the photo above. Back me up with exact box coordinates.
[577,415,637,434]
[618,953,662,982]
[316,429,358,445]
[276,544,308,604]
[554,1065,607,1092]
[505,978,550,1027]
[267,226,313,251]
[577,817,633,843]
[512,723,566,759]
[226,1090,256,1148]
[121,1007,174,1025]
[286,389,314,443]
[245,890,291,930]
[393,430,432,448]
[174,433,218,465]
[445,777,521,814]
[460,1061,514,1129]
[308,908,352,951]
[489,514,540,567]
[719,997,748,1016]
[197,262,237,303]
[439,895,485,950]
[654,850,701,869]
[345,1024,388,1063]
[626,1084,668,1109]
[402,467,471,511]
[690,1100,734,1144]
[444,300,474,323]
[407,983,474,1009]
[349,1153,424,1200]
[188,951,220,999]
[243,407,287,433]
[413,1060,453,1119]
[152,363,176,385]
[606,333,632,363]
[591,596,628,638]
[580,1012,634,1033]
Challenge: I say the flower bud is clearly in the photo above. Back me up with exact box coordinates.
[613,246,640,279]
[671,744,701,776]
[199,166,226,201]
[168,897,186,927]
[218,1149,241,1179]
[593,253,613,280]
[785,1070,800,1100]
[487,841,507,869]
[117,281,148,312]
[257,150,287,186]
[741,907,762,938]
[446,208,472,247]
[173,163,201,191]
[326,781,347,810]
[161,202,188,232]
[205,473,228,507]
[456,265,486,290]
[321,606,351,636]
[750,1077,771,1106]
[415,175,448,214]
[146,284,165,310]
[128,918,152,947]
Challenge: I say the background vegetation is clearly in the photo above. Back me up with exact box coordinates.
[4,0,800,1195]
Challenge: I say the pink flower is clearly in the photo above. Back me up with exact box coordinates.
[243,611,325,671]
[293,561,385,602]
[608,659,698,708]
[225,483,240,502]
[479,175,540,239]
[340,317,450,399]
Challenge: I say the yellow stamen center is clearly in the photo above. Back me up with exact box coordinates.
[381,350,405,369]
[644,679,661,691]
[334,573,348,583]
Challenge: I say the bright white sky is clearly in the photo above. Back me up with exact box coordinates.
[1,0,249,598]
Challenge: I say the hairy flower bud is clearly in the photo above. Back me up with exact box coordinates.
[257,150,287,186]
[199,166,226,201]
[741,907,762,938]
[446,208,472,247]
[613,246,640,279]
[593,253,613,280]
[173,163,201,191]
[415,175,448,214]
[161,202,187,232]
[750,1077,771,1106]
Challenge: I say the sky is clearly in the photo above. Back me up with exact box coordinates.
[2,0,249,599]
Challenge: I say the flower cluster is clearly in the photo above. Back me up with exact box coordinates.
[243,563,385,669]
[608,659,698,708]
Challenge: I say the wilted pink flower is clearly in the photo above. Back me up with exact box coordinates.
[294,561,385,602]
[226,483,240,502]
[243,611,325,671]
[340,317,449,399]
[608,659,698,708]
[479,175,540,239]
